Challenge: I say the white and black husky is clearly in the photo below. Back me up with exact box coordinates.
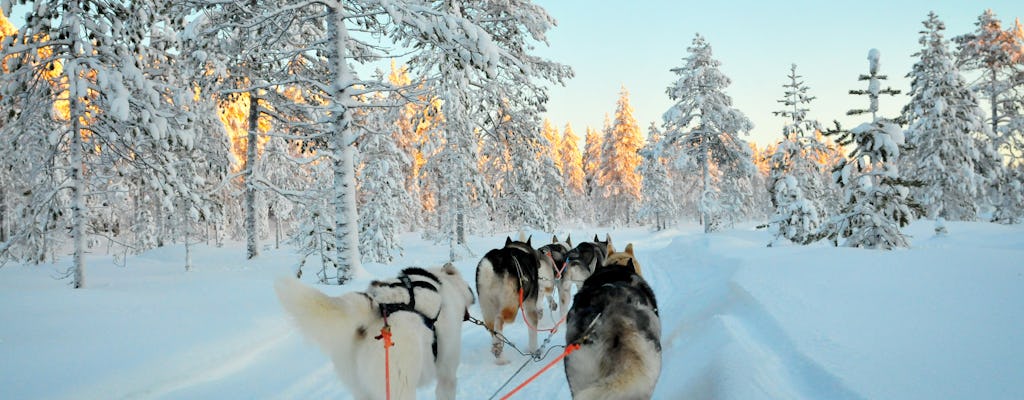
[555,235,614,314]
[564,259,661,400]
[475,236,555,364]
[275,263,475,400]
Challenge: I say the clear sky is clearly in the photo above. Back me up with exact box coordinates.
[533,1,1023,146]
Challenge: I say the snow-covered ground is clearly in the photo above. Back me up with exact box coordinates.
[2,220,1022,399]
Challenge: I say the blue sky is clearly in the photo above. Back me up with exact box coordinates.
[533,1,1023,146]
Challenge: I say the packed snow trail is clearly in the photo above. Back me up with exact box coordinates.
[2,222,1022,399]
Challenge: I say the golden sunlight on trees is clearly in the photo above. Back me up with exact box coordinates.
[387,62,444,215]
[218,92,271,172]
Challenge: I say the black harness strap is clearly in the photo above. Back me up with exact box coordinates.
[374,272,441,358]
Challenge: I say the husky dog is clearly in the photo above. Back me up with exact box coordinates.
[275,263,475,400]
[564,260,661,400]
[557,234,614,313]
[475,236,555,364]
[537,235,573,312]
[604,243,643,276]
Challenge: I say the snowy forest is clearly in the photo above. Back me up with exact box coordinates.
[1,3,1022,289]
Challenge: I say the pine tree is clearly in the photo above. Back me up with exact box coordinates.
[825,49,921,249]
[597,86,644,225]
[954,9,1023,141]
[768,64,831,245]
[903,12,995,222]
[956,13,1024,223]
[662,34,755,233]
[638,123,676,230]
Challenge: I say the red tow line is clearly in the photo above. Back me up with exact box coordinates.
[375,318,395,400]
[518,288,568,333]
[499,343,581,400]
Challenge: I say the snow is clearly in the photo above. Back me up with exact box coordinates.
[2,220,1023,399]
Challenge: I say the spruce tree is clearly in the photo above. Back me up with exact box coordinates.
[597,86,644,225]
[825,49,921,249]
[903,12,994,222]
[638,123,676,230]
[662,34,755,233]
[768,64,830,245]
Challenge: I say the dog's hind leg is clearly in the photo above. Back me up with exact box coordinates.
[523,298,540,353]
[491,315,510,365]
[558,280,573,318]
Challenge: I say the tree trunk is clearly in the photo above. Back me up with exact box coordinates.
[701,152,710,234]
[328,6,361,283]
[0,186,7,243]
[68,87,86,289]
[245,92,259,259]
[184,206,193,272]
[991,68,999,136]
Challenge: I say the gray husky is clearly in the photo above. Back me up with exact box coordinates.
[537,235,572,313]
[564,259,661,400]
[555,235,614,314]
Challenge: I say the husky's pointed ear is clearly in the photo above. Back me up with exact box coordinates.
[625,243,634,255]
[626,258,636,270]
[593,234,599,242]
[551,234,559,244]
[505,236,513,246]
[566,234,573,247]
[526,235,532,247]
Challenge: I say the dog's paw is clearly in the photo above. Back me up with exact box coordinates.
[547,297,558,311]
[495,357,511,366]
[491,341,504,358]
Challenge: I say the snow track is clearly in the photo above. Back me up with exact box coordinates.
[649,234,864,400]
[4,222,1021,399]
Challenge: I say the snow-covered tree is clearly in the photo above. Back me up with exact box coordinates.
[385,62,442,231]
[955,12,1024,223]
[902,12,997,222]
[357,88,414,264]
[1,0,203,287]
[582,125,603,199]
[559,123,586,200]
[541,118,563,173]
[479,101,561,233]
[409,0,571,256]
[596,86,644,226]
[662,34,755,233]
[954,9,1024,144]
[638,123,676,230]
[768,64,831,245]
[825,49,921,250]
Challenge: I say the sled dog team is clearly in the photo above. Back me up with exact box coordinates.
[275,234,661,400]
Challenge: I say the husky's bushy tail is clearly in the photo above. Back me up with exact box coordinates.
[274,277,363,355]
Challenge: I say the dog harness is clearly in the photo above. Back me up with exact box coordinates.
[372,269,442,358]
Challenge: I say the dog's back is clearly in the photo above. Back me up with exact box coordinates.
[564,266,660,400]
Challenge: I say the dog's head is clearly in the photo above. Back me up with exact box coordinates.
[604,243,642,276]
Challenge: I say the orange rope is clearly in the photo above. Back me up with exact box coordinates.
[518,288,568,333]
[376,325,394,400]
[499,343,581,400]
